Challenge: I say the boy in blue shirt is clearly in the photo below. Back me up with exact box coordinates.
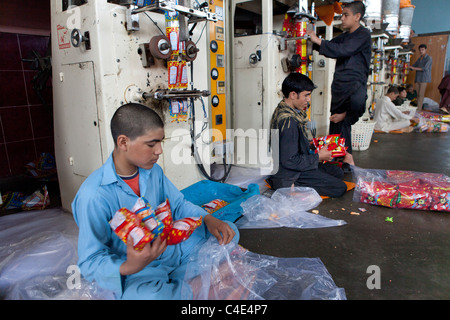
[72,103,238,299]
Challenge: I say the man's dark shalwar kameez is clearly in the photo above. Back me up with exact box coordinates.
[314,25,372,153]
[268,101,347,198]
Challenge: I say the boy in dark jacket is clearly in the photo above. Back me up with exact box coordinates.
[267,73,350,198]
[307,1,371,155]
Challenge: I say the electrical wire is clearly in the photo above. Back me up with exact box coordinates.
[144,12,165,35]
[189,59,232,183]
[141,2,231,182]
[194,21,207,45]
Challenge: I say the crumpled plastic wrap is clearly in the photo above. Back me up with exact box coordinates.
[352,166,450,212]
[235,187,346,229]
[0,209,115,300]
[181,238,346,300]
[1,208,346,300]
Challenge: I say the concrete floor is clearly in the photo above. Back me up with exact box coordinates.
[238,132,450,300]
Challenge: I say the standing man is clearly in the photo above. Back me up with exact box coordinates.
[410,44,432,111]
[307,1,371,162]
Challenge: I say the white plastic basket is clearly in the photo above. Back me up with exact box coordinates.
[351,118,376,151]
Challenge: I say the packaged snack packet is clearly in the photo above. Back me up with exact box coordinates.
[395,186,431,210]
[152,198,204,245]
[202,199,229,214]
[133,197,164,237]
[109,208,154,250]
[312,134,347,158]
[155,199,173,240]
[166,216,203,245]
[430,189,450,212]
[429,181,450,212]
[358,180,398,207]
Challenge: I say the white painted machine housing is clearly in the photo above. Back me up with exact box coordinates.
[51,0,211,211]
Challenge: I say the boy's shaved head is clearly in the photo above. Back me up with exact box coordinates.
[111,103,164,146]
[342,1,366,20]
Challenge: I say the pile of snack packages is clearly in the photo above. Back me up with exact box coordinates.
[413,111,449,133]
[353,167,450,212]
[311,134,347,166]
[110,198,202,250]
[1,185,50,211]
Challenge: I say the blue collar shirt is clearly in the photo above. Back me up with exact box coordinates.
[72,153,209,298]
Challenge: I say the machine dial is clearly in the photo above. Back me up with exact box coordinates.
[211,95,219,107]
[211,68,219,80]
[210,40,218,53]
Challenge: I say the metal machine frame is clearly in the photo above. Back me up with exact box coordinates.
[51,0,218,211]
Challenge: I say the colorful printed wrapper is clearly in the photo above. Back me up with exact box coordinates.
[169,99,188,122]
[202,199,229,214]
[168,60,179,89]
[430,189,450,212]
[166,22,179,55]
[110,197,205,248]
[133,197,164,237]
[312,134,348,159]
[358,180,399,207]
[395,186,431,210]
[109,208,154,250]
[178,60,188,89]
[155,198,173,241]
[166,216,203,245]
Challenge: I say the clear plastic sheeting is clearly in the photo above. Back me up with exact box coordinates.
[0,209,115,300]
[181,238,346,300]
[236,187,347,229]
[7,275,115,300]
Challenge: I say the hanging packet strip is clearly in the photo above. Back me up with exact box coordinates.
[181,99,188,112]
[165,1,180,55]
[166,26,180,55]
[170,99,180,114]
[164,1,179,21]
[169,99,188,122]
[178,60,188,89]
[168,60,179,89]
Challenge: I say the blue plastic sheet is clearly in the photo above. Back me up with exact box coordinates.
[181,180,260,223]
